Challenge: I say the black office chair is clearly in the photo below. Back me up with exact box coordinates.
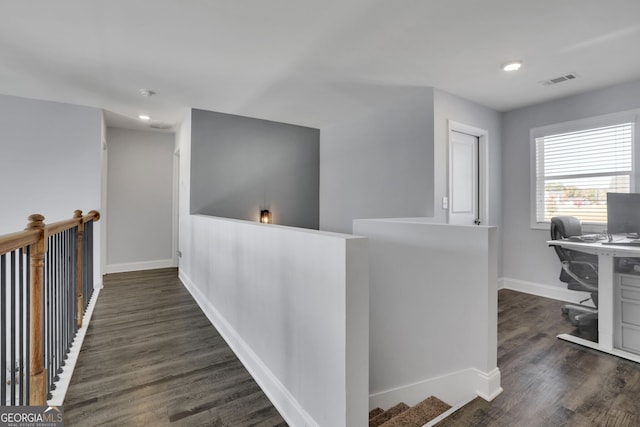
[550,216,598,327]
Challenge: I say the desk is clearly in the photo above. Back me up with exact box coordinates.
[547,239,640,363]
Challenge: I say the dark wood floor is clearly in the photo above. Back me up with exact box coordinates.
[437,289,640,427]
[63,268,287,427]
[64,271,640,426]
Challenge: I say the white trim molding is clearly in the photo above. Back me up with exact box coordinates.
[105,258,176,274]
[500,277,596,307]
[48,287,101,406]
[447,120,490,226]
[179,270,318,427]
[472,367,503,401]
[369,367,503,412]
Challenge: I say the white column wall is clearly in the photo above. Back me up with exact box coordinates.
[179,216,368,427]
[354,218,501,408]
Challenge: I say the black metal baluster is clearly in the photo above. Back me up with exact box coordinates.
[1,254,6,405]
[63,229,69,362]
[44,238,49,396]
[49,236,55,393]
[67,229,73,350]
[50,234,63,389]
[73,227,78,335]
[56,233,62,383]
[53,234,60,387]
[46,235,53,395]
[50,233,57,398]
[25,246,30,405]
[85,221,94,310]
[18,248,24,405]
[10,251,17,404]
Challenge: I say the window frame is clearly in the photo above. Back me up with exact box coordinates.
[530,110,639,231]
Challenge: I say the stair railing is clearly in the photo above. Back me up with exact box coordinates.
[0,210,100,406]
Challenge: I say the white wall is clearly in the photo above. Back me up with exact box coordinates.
[0,94,103,284]
[0,94,102,233]
[105,127,176,273]
[502,79,640,294]
[433,89,503,273]
[354,219,501,408]
[433,89,502,226]
[320,89,435,234]
[319,89,504,274]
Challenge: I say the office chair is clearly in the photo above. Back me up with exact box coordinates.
[550,216,598,327]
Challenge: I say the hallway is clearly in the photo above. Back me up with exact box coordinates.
[63,268,287,426]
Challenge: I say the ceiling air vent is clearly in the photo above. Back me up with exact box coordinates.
[540,73,578,87]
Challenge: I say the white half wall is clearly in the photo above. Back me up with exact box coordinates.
[353,218,501,408]
[105,127,176,273]
[179,215,369,427]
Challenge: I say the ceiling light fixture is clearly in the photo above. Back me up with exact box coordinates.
[502,61,522,72]
[139,89,156,97]
[139,114,151,121]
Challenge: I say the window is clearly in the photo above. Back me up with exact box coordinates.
[531,112,637,228]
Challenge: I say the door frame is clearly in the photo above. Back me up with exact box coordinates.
[172,149,180,267]
[447,120,489,225]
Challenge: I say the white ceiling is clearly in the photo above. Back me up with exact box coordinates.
[1,0,640,130]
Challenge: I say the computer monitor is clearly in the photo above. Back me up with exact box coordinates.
[607,192,640,235]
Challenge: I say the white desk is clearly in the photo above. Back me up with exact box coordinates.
[547,239,640,363]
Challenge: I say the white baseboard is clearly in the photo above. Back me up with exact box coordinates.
[178,269,318,427]
[105,258,176,274]
[472,367,503,401]
[500,277,596,307]
[48,286,101,406]
[369,367,502,412]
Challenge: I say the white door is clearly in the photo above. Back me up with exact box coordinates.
[449,130,479,225]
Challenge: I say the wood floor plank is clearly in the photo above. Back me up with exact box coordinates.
[63,268,287,426]
[437,289,640,426]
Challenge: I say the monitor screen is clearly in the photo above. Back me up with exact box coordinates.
[607,192,640,235]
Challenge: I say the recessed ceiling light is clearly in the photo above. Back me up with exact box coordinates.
[502,61,522,72]
[139,114,151,121]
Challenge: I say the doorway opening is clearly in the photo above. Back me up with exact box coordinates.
[448,121,489,226]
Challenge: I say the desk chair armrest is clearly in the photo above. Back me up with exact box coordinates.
[561,260,598,293]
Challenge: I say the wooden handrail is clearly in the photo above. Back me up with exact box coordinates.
[0,210,100,405]
[0,228,41,255]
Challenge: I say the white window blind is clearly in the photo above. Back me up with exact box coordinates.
[535,122,634,224]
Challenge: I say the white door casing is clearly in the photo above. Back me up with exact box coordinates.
[448,121,489,226]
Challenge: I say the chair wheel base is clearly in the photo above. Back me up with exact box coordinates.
[561,304,597,327]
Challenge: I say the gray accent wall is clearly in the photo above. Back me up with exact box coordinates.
[190,109,320,229]
[502,79,640,288]
[320,89,435,234]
